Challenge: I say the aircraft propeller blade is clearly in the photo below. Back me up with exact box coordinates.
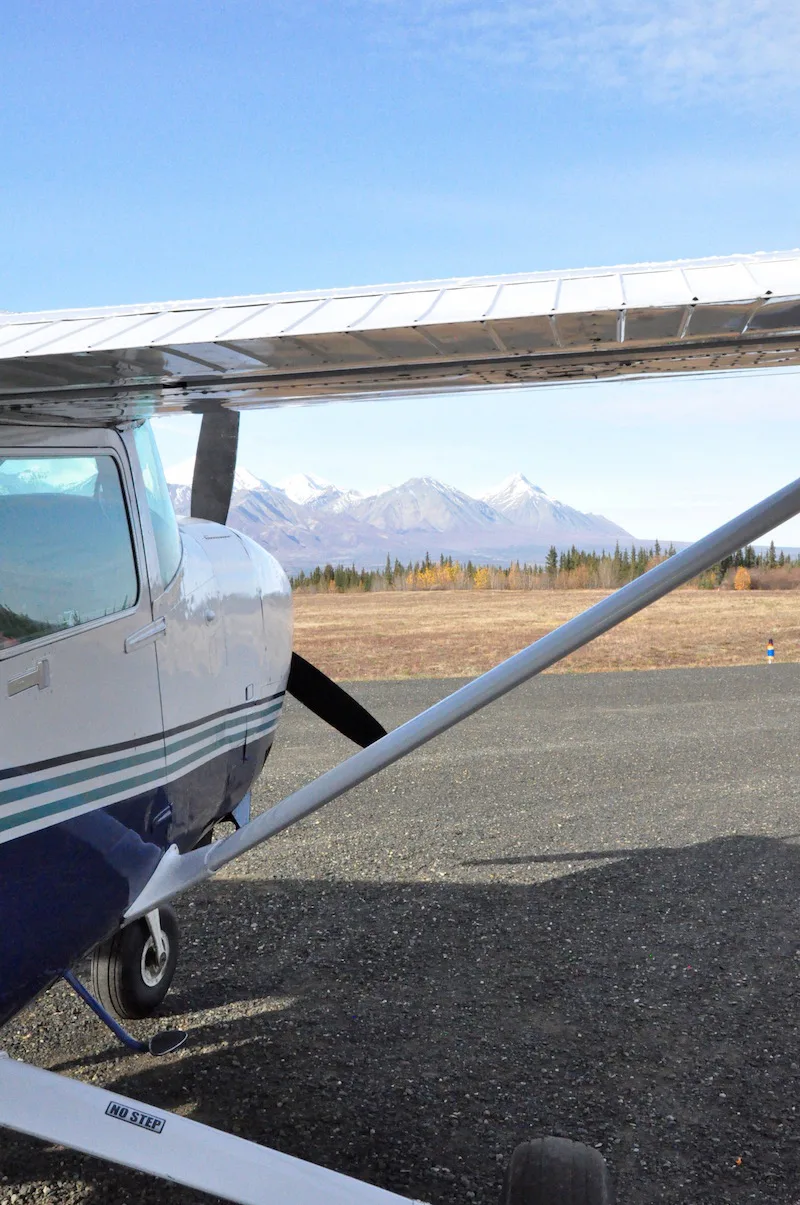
[287,652,387,748]
[190,409,240,525]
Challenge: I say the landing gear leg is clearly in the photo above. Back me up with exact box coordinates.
[62,970,186,1056]
[90,904,180,1020]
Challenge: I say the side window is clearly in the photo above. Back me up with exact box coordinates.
[0,454,139,651]
[133,422,182,590]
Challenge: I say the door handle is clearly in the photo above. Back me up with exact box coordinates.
[8,659,50,697]
[125,617,167,653]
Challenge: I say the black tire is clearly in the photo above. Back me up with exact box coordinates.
[499,1138,614,1205]
[90,906,179,1021]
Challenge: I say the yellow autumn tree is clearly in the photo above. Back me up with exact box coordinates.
[507,563,523,591]
[734,566,752,590]
[474,566,491,589]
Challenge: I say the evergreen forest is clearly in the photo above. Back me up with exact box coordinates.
[290,542,799,593]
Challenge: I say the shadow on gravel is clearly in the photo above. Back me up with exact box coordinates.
[464,847,662,866]
[3,835,800,1205]
[463,837,800,869]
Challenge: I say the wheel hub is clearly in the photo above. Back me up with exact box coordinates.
[140,934,169,988]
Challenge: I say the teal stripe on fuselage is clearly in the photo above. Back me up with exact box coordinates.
[0,701,283,810]
[164,701,282,761]
[0,714,279,835]
[162,713,278,781]
[0,744,164,810]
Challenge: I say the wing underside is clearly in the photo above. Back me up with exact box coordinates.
[1,250,799,423]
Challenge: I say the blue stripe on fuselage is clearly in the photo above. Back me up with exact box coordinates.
[0,732,273,1029]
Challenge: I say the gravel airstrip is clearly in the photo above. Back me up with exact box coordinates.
[2,664,800,1204]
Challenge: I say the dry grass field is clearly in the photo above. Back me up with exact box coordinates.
[292,588,800,679]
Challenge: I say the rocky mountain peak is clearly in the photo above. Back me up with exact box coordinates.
[164,460,632,569]
[166,458,266,494]
[280,472,365,514]
[482,473,551,507]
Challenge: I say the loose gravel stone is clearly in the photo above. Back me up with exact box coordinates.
[2,665,800,1203]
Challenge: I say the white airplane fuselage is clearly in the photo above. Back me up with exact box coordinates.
[0,420,293,1025]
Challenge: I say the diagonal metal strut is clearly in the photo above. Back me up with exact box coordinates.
[127,472,800,918]
[0,1054,423,1205]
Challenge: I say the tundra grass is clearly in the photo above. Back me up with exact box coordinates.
[292,588,800,680]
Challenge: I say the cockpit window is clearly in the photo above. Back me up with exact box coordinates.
[133,422,183,590]
[0,454,139,651]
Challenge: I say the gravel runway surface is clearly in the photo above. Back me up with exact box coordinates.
[2,664,800,1204]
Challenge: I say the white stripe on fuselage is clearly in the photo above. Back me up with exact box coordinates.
[0,697,282,845]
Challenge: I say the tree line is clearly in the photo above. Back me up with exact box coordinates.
[289,541,799,593]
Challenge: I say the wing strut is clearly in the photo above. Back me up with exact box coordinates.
[126,471,800,919]
[0,1054,423,1205]
[191,409,240,524]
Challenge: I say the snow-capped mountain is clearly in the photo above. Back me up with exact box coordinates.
[167,458,268,515]
[231,466,268,493]
[280,472,365,514]
[280,472,328,503]
[167,457,265,492]
[482,473,630,538]
[166,462,383,564]
[164,461,632,569]
[349,477,509,533]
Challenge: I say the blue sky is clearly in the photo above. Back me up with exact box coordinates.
[3,1,800,544]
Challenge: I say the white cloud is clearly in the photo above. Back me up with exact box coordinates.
[362,0,800,104]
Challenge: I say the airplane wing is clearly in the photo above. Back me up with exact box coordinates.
[1,250,800,421]
[3,251,800,1203]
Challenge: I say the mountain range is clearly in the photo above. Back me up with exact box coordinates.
[166,462,632,571]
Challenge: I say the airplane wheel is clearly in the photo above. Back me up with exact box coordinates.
[90,906,179,1021]
[499,1138,614,1205]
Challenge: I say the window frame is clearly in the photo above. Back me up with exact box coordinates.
[128,422,184,600]
[0,445,144,662]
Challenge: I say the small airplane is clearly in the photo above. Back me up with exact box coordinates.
[2,249,800,1204]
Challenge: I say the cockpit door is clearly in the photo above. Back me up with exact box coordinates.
[0,426,168,1022]
[0,428,168,853]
